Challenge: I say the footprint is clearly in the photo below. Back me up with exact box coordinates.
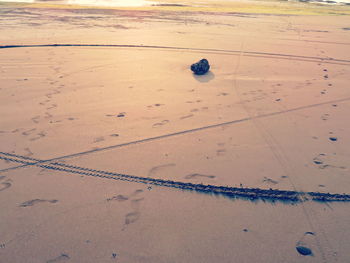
[216,149,226,156]
[313,153,326,165]
[24,147,33,157]
[152,120,169,128]
[93,137,105,143]
[107,195,128,202]
[12,128,22,133]
[262,177,278,185]
[132,189,144,195]
[22,128,36,136]
[0,180,12,192]
[19,199,58,207]
[131,198,144,203]
[321,114,329,121]
[312,154,346,170]
[46,254,70,263]
[125,212,140,225]
[30,131,46,141]
[46,104,57,110]
[180,114,194,120]
[44,112,53,118]
[148,163,176,177]
[185,173,216,179]
[295,232,315,256]
[31,116,40,124]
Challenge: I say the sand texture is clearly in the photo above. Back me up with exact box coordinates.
[1,2,350,262]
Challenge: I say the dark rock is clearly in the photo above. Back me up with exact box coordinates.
[296,246,313,256]
[191,59,210,75]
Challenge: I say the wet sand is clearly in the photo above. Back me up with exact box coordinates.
[1,1,350,262]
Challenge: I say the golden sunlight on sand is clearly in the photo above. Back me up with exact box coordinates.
[1,0,350,262]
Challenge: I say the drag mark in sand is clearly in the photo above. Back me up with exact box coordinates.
[1,152,350,203]
[2,95,350,175]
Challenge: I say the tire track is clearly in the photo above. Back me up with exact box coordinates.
[1,152,350,203]
[1,44,350,65]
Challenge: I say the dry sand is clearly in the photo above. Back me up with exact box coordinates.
[1,1,350,262]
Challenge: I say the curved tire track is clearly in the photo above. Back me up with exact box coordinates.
[1,44,350,65]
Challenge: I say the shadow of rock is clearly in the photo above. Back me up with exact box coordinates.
[192,71,215,83]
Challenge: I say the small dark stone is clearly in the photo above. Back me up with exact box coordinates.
[243,228,248,232]
[296,246,313,256]
[305,231,315,235]
[191,59,210,75]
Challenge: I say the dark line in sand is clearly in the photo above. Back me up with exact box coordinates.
[1,96,350,174]
[1,44,350,65]
[1,152,350,203]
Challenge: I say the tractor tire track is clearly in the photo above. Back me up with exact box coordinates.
[1,152,350,203]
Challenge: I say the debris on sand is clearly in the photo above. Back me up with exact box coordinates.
[191,59,210,75]
[296,246,313,256]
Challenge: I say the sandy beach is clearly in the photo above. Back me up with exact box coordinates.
[1,0,350,262]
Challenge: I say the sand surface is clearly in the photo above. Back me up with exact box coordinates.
[1,1,350,262]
